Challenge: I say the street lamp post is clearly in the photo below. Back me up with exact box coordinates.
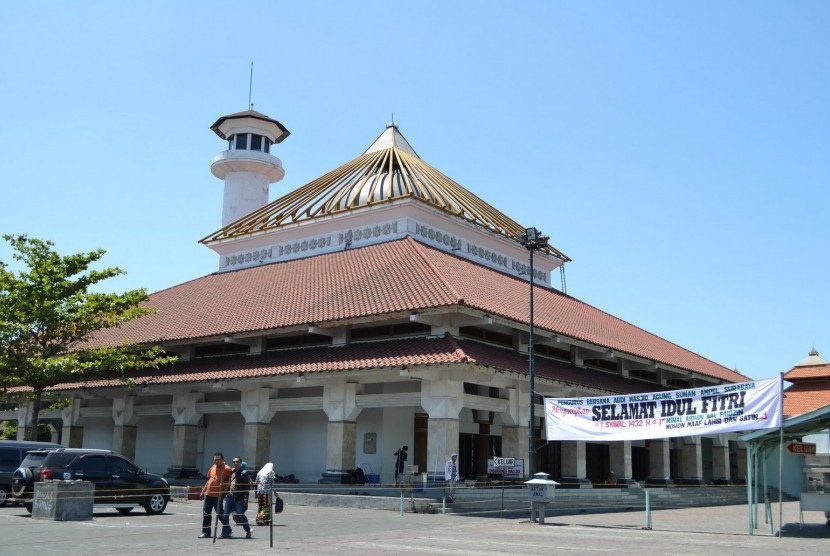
[520,227,548,479]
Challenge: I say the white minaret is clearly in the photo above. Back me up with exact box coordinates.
[210,110,290,226]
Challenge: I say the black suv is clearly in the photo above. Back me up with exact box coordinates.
[11,448,170,515]
[0,440,62,506]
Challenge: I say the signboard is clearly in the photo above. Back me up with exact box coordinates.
[786,441,816,455]
[488,457,524,477]
[544,377,782,442]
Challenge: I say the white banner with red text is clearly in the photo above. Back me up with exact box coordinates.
[544,377,782,441]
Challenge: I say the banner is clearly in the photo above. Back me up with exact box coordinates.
[544,377,781,441]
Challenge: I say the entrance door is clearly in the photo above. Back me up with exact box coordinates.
[585,443,610,484]
[414,413,427,475]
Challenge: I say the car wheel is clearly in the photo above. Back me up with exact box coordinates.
[144,494,168,515]
[116,507,134,514]
[24,502,33,514]
[0,486,8,507]
[11,467,33,498]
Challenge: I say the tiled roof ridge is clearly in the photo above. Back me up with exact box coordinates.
[464,265,741,380]
[406,237,465,304]
[405,241,742,381]
[444,332,471,363]
[565,295,742,379]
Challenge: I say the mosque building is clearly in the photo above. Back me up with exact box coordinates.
[6,107,752,486]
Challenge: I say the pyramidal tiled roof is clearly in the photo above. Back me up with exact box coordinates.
[783,381,830,416]
[783,348,830,381]
[92,237,745,383]
[782,349,830,416]
[200,124,569,261]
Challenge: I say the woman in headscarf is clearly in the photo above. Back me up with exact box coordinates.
[255,462,275,525]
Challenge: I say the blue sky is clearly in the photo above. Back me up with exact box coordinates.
[2,1,828,381]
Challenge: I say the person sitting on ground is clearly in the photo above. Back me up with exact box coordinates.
[353,464,366,485]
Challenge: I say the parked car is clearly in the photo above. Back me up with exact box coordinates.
[0,440,62,506]
[11,448,169,514]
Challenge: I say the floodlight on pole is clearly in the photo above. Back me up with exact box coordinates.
[519,227,548,479]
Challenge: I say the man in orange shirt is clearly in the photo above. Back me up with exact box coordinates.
[199,452,233,539]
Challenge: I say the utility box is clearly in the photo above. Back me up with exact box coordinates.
[32,480,94,521]
[525,472,559,524]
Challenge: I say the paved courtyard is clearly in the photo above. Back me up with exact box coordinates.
[0,499,827,555]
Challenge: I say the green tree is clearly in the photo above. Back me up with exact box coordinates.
[0,235,174,438]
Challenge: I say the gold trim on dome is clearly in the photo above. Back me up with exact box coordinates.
[201,125,570,262]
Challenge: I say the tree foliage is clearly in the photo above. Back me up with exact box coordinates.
[0,235,175,437]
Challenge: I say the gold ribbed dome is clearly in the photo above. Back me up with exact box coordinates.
[201,124,569,261]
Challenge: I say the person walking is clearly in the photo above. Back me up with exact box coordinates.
[256,462,276,526]
[222,457,253,539]
[393,445,408,484]
[444,452,459,502]
[199,452,232,539]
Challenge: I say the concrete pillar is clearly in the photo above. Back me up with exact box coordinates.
[239,388,275,469]
[169,392,204,476]
[712,445,730,483]
[609,440,635,485]
[112,396,139,461]
[420,377,463,480]
[561,441,591,488]
[325,421,357,471]
[171,425,200,467]
[112,426,137,460]
[500,386,529,470]
[16,401,34,441]
[61,398,83,447]
[680,437,705,485]
[320,380,360,483]
[647,439,673,486]
[501,426,528,464]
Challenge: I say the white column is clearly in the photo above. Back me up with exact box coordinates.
[170,392,204,472]
[16,401,34,440]
[61,397,83,447]
[609,440,633,485]
[709,434,730,483]
[321,380,361,483]
[500,386,529,464]
[647,439,673,486]
[561,441,591,488]
[420,377,463,479]
[680,437,705,485]
[112,396,139,461]
[239,388,275,469]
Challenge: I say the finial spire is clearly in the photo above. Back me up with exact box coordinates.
[248,62,254,110]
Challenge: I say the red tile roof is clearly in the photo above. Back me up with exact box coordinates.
[49,336,665,395]
[92,237,746,383]
[783,381,830,417]
[784,365,830,381]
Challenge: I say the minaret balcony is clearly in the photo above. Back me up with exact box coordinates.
[211,149,285,182]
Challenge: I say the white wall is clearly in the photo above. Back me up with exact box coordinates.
[381,407,414,484]
[271,410,327,483]
[135,416,173,474]
[82,417,113,450]
[355,408,384,478]
[201,413,244,473]
[763,446,810,497]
